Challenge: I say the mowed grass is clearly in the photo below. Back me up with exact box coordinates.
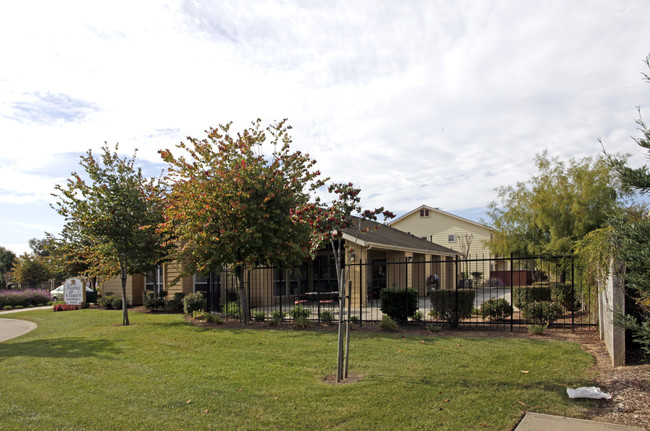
[0,310,598,430]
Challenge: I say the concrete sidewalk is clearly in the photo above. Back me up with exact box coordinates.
[515,412,644,431]
[0,306,49,342]
[0,317,38,342]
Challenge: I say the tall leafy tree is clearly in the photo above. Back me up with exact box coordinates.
[160,119,323,324]
[52,144,169,325]
[10,253,52,287]
[606,54,650,354]
[0,246,16,288]
[487,151,626,258]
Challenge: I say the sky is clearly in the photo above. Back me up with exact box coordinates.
[1,0,650,256]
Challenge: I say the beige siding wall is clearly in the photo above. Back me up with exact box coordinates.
[100,274,145,305]
[392,211,493,258]
[164,262,193,296]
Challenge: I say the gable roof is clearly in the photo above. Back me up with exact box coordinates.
[390,204,493,231]
[342,217,459,256]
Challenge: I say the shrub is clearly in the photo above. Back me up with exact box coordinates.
[252,311,266,322]
[380,287,418,322]
[480,298,513,321]
[165,293,184,313]
[111,296,125,310]
[349,315,359,323]
[0,288,50,308]
[527,324,548,335]
[53,302,79,312]
[205,313,222,324]
[551,283,581,311]
[430,289,475,327]
[412,311,424,322]
[192,310,207,320]
[513,286,551,309]
[426,323,442,333]
[143,291,165,311]
[225,289,239,303]
[294,315,311,328]
[2,305,12,310]
[289,305,310,320]
[319,310,334,324]
[98,295,126,310]
[521,301,563,325]
[269,311,286,326]
[183,293,206,315]
[379,315,398,332]
[223,301,241,318]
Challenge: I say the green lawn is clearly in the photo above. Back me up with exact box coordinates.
[0,310,598,430]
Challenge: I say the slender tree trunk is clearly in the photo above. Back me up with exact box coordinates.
[236,266,250,326]
[120,257,130,326]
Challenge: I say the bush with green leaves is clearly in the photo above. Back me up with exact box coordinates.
[430,289,475,327]
[289,305,310,320]
[294,315,311,328]
[269,310,286,326]
[223,301,241,317]
[225,289,239,303]
[349,315,359,323]
[521,301,563,325]
[143,291,165,311]
[380,287,418,322]
[183,292,206,315]
[379,315,398,332]
[513,286,551,309]
[98,295,126,310]
[252,311,266,322]
[319,310,334,324]
[165,293,184,313]
[527,324,548,335]
[480,298,513,321]
[205,313,222,324]
[551,283,581,312]
[426,323,442,333]
[412,311,424,322]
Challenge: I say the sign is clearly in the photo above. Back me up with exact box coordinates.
[64,278,84,305]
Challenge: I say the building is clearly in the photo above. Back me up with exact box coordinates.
[100,217,459,310]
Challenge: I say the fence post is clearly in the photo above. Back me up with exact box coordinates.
[571,260,575,331]
[510,253,514,332]
[359,259,363,328]
[455,255,459,326]
[405,257,409,322]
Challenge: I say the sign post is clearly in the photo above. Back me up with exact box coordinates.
[64,278,84,305]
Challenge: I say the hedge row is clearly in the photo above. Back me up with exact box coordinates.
[0,289,50,308]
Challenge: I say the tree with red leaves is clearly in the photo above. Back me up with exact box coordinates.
[160,119,324,324]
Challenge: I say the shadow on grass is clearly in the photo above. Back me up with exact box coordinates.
[0,337,123,361]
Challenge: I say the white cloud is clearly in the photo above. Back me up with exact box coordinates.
[0,0,650,249]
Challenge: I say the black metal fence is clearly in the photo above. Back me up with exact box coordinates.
[208,255,598,332]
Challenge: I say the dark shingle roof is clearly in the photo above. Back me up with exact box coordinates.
[342,218,459,256]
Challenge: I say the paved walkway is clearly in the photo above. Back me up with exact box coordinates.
[515,412,644,431]
[0,306,49,342]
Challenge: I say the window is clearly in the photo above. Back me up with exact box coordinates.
[419,209,430,217]
[145,266,163,293]
[448,234,456,242]
[194,273,209,293]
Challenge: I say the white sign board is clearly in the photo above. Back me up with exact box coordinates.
[64,278,84,305]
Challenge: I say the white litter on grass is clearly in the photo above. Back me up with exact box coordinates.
[566,387,612,399]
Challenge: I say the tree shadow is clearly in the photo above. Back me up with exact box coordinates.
[0,337,123,361]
